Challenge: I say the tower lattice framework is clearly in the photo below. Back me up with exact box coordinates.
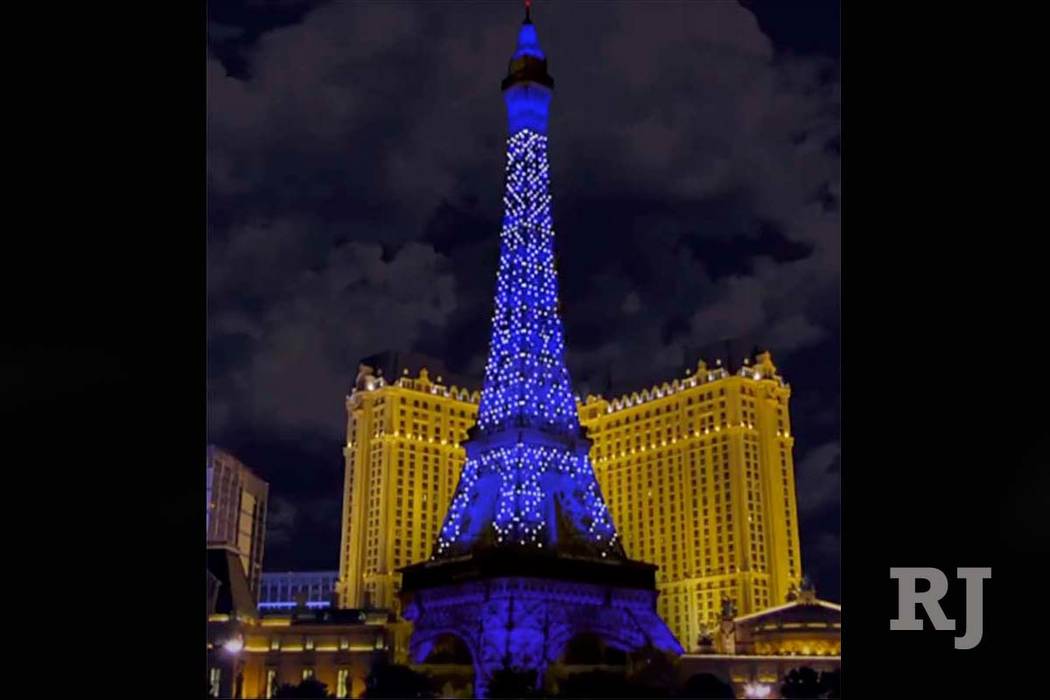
[400,9,682,696]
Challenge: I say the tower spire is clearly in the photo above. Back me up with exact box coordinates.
[524,0,532,24]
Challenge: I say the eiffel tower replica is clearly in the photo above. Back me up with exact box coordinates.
[399,4,682,695]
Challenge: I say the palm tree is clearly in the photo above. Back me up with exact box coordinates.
[362,661,436,699]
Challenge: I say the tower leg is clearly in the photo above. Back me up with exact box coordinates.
[405,577,681,698]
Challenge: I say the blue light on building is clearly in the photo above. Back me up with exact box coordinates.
[258,571,339,611]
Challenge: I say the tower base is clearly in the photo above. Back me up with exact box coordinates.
[400,550,682,697]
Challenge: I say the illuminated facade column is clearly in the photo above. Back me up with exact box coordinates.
[752,352,802,605]
[337,395,366,610]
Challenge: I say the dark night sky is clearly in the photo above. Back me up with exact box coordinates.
[207,1,840,599]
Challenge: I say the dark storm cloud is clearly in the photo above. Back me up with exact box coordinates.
[796,442,841,517]
[207,1,840,594]
[266,495,299,548]
[208,236,455,437]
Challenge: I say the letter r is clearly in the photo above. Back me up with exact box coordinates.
[890,567,954,631]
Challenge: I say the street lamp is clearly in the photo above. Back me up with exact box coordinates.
[742,682,772,699]
[223,634,245,654]
[222,633,245,698]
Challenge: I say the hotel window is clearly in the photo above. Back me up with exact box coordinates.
[302,668,316,681]
[337,668,351,698]
[270,637,281,651]
[304,636,315,651]
[266,669,278,699]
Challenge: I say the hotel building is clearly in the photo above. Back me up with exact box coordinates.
[336,353,478,612]
[336,351,802,651]
[579,351,803,649]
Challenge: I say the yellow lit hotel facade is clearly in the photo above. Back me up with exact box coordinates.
[337,360,478,614]
[336,351,802,652]
[579,351,803,650]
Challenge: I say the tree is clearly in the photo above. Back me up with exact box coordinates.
[819,670,841,699]
[556,667,688,699]
[561,634,605,665]
[273,678,335,698]
[677,673,734,699]
[487,664,544,699]
[557,669,637,698]
[780,667,823,699]
[362,662,435,699]
[625,647,675,698]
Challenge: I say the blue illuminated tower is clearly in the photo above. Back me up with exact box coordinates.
[432,11,621,564]
[400,8,682,695]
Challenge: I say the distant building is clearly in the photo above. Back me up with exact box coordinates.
[677,583,840,698]
[208,552,394,698]
[732,584,841,656]
[208,603,393,698]
[208,445,269,600]
[259,571,339,611]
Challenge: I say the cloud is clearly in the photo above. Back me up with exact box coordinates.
[768,313,828,351]
[266,495,298,548]
[621,291,642,316]
[794,439,841,599]
[795,440,841,516]
[804,530,841,600]
[209,239,456,437]
[204,0,841,448]
[208,22,247,43]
